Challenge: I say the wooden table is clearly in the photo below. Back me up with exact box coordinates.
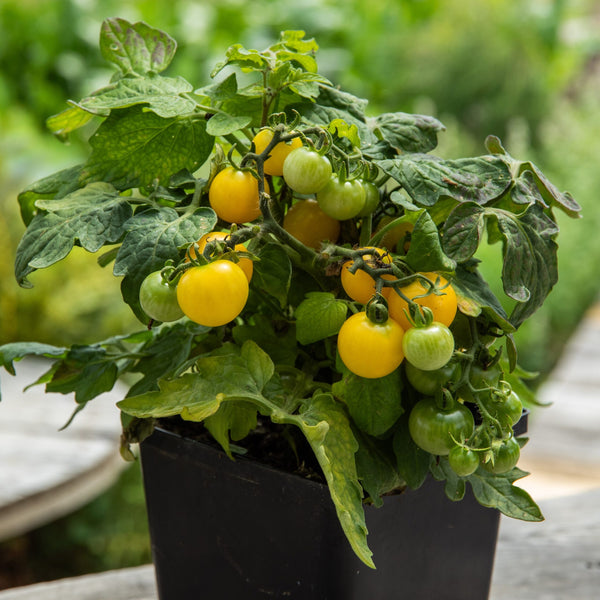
[0,358,126,541]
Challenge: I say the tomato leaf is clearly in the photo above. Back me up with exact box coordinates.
[81,106,214,190]
[206,112,253,136]
[332,368,404,437]
[292,393,374,569]
[404,210,456,273]
[114,207,217,320]
[46,105,94,138]
[74,76,197,119]
[392,415,433,490]
[377,154,512,206]
[295,292,347,345]
[468,469,544,521]
[367,111,445,154]
[252,243,292,308]
[205,402,258,458]
[430,458,466,501]
[15,183,133,287]
[100,18,177,77]
[0,342,66,377]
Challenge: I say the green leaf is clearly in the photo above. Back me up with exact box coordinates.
[354,433,405,507]
[430,458,466,501]
[206,112,252,136]
[368,112,445,154]
[404,210,456,273]
[205,402,258,458]
[81,106,214,190]
[332,369,404,436]
[15,183,133,287]
[114,207,217,320]
[392,415,432,490]
[241,340,275,392]
[377,154,512,207]
[0,342,66,377]
[441,202,486,263]
[100,18,177,77]
[211,43,269,78]
[46,105,94,137]
[295,292,347,345]
[328,119,361,148]
[252,243,292,308]
[293,394,374,569]
[468,469,544,521]
[17,165,85,225]
[195,73,239,102]
[75,76,197,118]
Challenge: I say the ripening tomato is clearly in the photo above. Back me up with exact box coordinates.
[283,199,340,249]
[340,247,395,304]
[316,175,366,220]
[176,260,249,327]
[356,181,380,217]
[402,322,455,371]
[481,436,521,474]
[448,445,480,477]
[209,167,269,224]
[388,272,457,331]
[139,271,184,322]
[337,312,405,378]
[282,146,332,194]
[186,231,253,281]
[252,129,302,176]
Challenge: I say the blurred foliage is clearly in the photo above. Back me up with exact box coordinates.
[1,0,600,585]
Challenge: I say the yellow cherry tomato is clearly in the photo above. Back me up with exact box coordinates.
[337,312,405,379]
[388,272,457,330]
[341,247,396,304]
[252,129,302,176]
[186,231,253,282]
[283,199,341,250]
[176,260,249,327]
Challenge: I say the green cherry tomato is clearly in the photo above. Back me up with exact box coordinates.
[402,322,455,371]
[316,175,366,220]
[481,436,521,474]
[139,271,184,322]
[405,360,456,396]
[408,397,475,456]
[448,445,480,477]
[459,362,503,403]
[357,180,380,216]
[481,390,524,427]
[282,147,333,194]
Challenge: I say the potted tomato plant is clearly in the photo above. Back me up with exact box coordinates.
[0,18,580,600]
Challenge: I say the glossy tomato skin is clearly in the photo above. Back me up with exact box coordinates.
[282,147,332,194]
[209,167,268,224]
[448,445,480,477]
[405,360,456,396]
[337,312,405,379]
[187,231,253,282]
[357,180,380,216]
[388,272,457,331]
[340,246,395,305]
[316,175,366,220]
[408,397,475,456]
[402,322,455,371]
[252,129,302,176]
[176,260,249,327]
[283,199,340,249]
[481,436,521,474]
[139,271,184,322]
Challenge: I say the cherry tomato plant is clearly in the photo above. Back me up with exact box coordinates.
[0,19,581,569]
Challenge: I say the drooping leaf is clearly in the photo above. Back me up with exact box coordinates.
[0,342,66,376]
[367,112,445,154]
[404,210,456,273]
[377,154,512,206]
[332,368,403,437]
[100,18,177,77]
[295,292,347,345]
[46,105,94,138]
[205,113,253,136]
[114,207,216,319]
[430,458,466,502]
[15,183,133,287]
[205,402,258,458]
[81,106,214,190]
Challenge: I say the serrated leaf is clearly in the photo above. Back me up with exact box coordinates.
[100,18,177,76]
[377,154,512,207]
[295,292,347,345]
[405,210,456,273]
[328,119,361,148]
[75,76,196,118]
[332,369,403,436]
[206,112,252,136]
[17,165,85,225]
[81,106,214,190]
[114,206,216,319]
[15,183,133,287]
[468,470,544,521]
[368,112,445,154]
[211,44,268,78]
[295,393,374,569]
[252,243,292,308]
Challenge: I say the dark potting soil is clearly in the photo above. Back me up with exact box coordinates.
[156,416,327,484]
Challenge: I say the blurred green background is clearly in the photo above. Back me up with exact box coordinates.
[1,0,599,588]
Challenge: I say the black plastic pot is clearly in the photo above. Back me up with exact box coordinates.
[140,412,528,600]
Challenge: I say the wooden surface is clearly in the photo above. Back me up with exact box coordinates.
[0,358,126,541]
